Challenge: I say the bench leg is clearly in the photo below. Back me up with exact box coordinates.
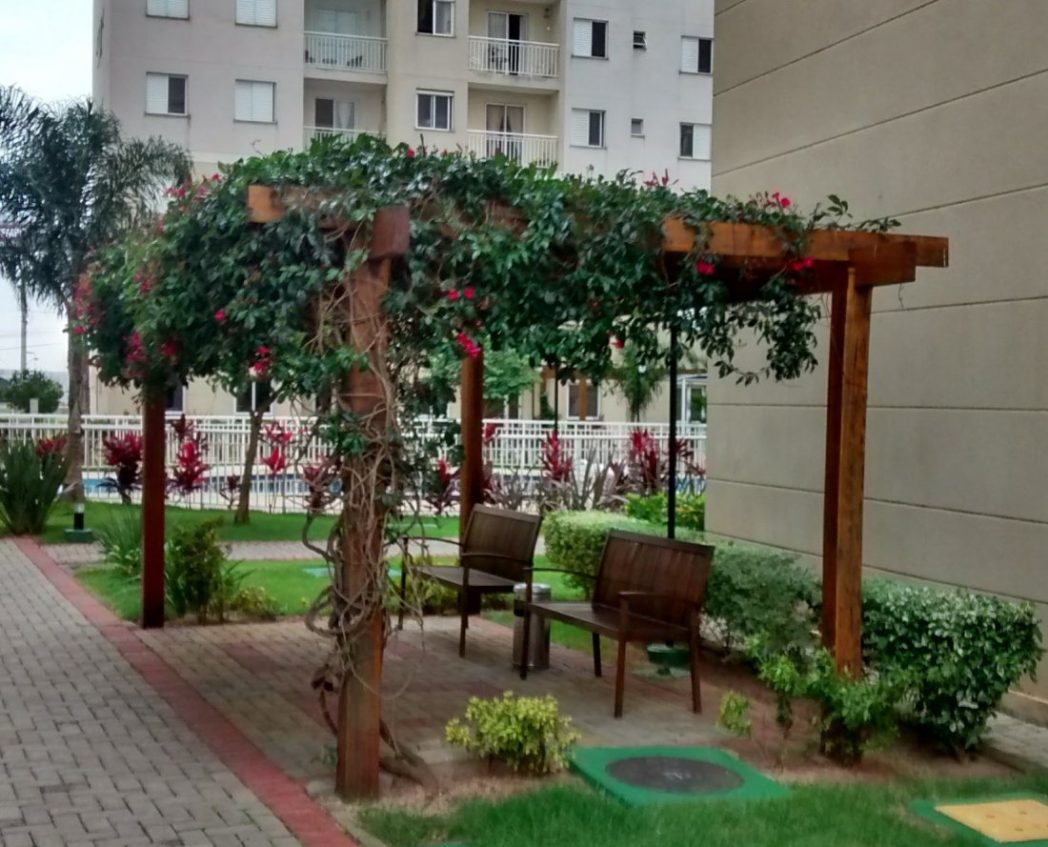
[614,638,627,718]
[397,563,408,631]
[458,590,468,658]
[592,633,602,678]
[519,607,532,681]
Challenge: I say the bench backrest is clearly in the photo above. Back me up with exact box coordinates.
[463,505,542,582]
[593,530,715,628]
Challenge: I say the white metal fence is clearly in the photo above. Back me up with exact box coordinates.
[303,126,383,146]
[466,131,558,166]
[1,415,706,512]
[304,31,388,74]
[468,36,560,79]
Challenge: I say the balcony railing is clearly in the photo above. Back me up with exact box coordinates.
[466,130,558,166]
[304,31,387,74]
[303,126,384,146]
[468,36,559,79]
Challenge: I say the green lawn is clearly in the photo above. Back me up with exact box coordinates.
[37,501,459,545]
[361,776,1048,847]
[75,559,334,621]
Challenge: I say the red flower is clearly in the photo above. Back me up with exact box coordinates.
[803,256,815,270]
[780,197,792,208]
[695,260,716,277]
[214,309,226,322]
[463,287,475,300]
[611,336,625,349]
[455,332,481,359]
[160,339,178,360]
[447,290,459,302]
[406,147,416,159]
[73,325,86,336]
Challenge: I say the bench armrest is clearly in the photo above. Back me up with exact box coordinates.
[617,590,702,610]
[460,551,527,563]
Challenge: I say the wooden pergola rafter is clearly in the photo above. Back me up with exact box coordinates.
[135,185,947,801]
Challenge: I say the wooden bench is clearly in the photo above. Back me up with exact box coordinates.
[520,530,715,717]
[398,505,542,658]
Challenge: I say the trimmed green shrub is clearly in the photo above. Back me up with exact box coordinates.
[862,579,1043,752]
[445,691,580,774]
[625,492,706,531]
[165,520,230,623]
[0,439,67,535]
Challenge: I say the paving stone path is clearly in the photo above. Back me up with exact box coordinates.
[0,539,355,847]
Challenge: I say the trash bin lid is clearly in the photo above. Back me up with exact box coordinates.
[514,582,551,599]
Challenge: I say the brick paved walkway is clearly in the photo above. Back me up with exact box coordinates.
[0,539,356,847]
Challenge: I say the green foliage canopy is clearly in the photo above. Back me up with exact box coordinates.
[0,369,63,413]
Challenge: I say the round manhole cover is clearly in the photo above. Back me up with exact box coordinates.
[606,755,744,794]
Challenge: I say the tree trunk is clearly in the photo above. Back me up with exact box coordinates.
[64,301,87,491]
[234,408,264,525]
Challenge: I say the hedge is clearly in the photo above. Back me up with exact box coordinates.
[543,510,1043,752]
[624,492,705,532]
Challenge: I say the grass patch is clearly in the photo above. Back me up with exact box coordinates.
[360,777,1048,847]
[37,501,459,545]
[77,559,340,621]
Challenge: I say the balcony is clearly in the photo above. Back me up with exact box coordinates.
[303,126,384,146]
[466,130,558,166]
[304,31,387,75]
[468,36,559,80]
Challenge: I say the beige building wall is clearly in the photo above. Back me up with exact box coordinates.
[708,0,1048,708]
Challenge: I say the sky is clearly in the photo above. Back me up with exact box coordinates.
[0,0,94,373]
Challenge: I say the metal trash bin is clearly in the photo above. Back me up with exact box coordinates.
[513,583,551,670]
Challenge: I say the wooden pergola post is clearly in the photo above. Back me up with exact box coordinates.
[140,391,166,629]
[459,350,484,540]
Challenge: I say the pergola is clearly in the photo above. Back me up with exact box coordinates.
[133,186,947,799]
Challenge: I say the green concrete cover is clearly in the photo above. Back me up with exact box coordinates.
[570,746,786,807]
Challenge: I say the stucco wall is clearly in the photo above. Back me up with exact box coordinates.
[708,0,1048,707]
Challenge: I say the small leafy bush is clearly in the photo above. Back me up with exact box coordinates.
[625,492,706,531]
[717,691,752,738]
[229,585,280,620]
[863,580,1043,752]
[0,439,67,535]
[96,509,143,577]
[165,520,230,623]
[445,691,580,774]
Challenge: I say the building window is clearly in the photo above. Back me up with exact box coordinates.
[679,123,711,160]
[145,73,187,116]
[315,98,355,130]
[236,0,276,27]
[572,19,608,58]
[235,80,275,123]
[236,380,272,414]
[570,109,605,148]
[165,384,185,413]
[418,0,454,36]
[147,0,188,18]
[567,381,599,420]
[416,90,453,131]
[632,30,646,49]
[630,118,644,137]
[681,36,713,74]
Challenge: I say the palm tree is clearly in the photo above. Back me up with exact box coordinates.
[0,87,190,489]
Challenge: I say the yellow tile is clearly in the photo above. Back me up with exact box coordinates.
[936,799,1048,843]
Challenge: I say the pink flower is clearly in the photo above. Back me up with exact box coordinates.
[73,325,86,336]
[406,147,416,159]
[780,197,792,208]
[214,309,226,322]
[447,290,459,302]
[161,340,177,360]
[803,257,815,270]
[695,260,716,277]
[611,336,624,349]
[463,287,475,300]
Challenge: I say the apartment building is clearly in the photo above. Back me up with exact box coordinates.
[91,0,714,419]
[708,0,1048,712]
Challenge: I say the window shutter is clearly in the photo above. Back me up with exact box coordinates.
[253,82,274,122]
[692,124,712,160]
[681,37,699,73]
[146,73,169,114]
[236,0,254,24]
[698,38,713,73]
[572,19,592,56]
[148,0,188,17]
[235,80,253,120]
[570,109,590,145]
[435,94,450,129]
[434,1,453,34]
[256,0,276,26]
[334,100,354,129]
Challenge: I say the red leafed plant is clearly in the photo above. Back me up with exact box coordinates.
[541,432,573,484]
[263,421,294,446]
[261,446,288,476]
[425,456,458,517]
[36,435,67,460]
[303,454,340,514]
[102,432,143,504]
[169,435,210,498]
[483,422,499,447]
[628,430,663,495]
[169,413,195,443]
